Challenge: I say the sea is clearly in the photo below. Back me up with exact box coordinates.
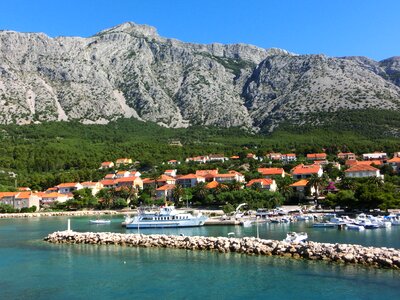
[0,216,399,299]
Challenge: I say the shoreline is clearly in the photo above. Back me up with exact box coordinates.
[0,210,135,219]
[44,231,400,270]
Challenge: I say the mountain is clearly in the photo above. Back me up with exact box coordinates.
[0,22,399,131]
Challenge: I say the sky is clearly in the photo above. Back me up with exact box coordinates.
[1,0,399,60]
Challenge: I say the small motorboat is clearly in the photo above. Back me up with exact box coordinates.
[312,222,336,228]
[346,224,365,231]
[89,219,111,224]
[283,232,308,243]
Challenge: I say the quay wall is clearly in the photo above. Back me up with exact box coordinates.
[44,231,400,269]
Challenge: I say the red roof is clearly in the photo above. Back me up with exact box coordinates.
[307,153,327,159]
[177,174,203,180]
[345,160,382,166]
[205,181,220,189]
[345,165,379,172]
[100,180,116,186]
[57,182,79,188]
[257,168,284,175]
[0,192,18,198]
[156,184,176,191]
[290,179,309,187]
[15,192,32,199]
[291,164,321,175]
[116,177,140,183]
[388,157,400,163]
[196,169,219,176]
[246,179,273,187]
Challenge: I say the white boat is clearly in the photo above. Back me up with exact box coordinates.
[346,224,365,231]
[89,219,111,224]
[241,220,253,227]
[296,215,313,221]
[284,232,308,243]
[385,215,400,225]
[124,206,208,229]
[313,222,336,228]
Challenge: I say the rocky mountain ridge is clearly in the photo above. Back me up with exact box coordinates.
[0,22,399,130]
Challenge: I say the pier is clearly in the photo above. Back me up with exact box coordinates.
[44,231,400,269]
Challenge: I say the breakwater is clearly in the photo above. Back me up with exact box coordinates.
[0,210,133,219]
[44,231,400,269]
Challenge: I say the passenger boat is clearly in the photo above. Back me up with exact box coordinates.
[89,219,111,224]
[124,206,208,229]
[283,232,308,243]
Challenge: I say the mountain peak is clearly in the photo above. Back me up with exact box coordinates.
[98,22,158,37]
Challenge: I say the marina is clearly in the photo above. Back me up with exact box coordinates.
[1,215,400,299]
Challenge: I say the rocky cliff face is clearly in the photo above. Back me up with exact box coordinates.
[0,22,399,130]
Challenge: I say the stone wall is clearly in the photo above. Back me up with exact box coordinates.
[44,231,400,269]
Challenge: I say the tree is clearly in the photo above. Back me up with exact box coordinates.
[307,174,328,206]
[172,184,184,206]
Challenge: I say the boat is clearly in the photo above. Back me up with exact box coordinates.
[346,224,365,231]
[241,220,253,227]
[295,214,313,221]
[283,232,308,243]
[124,206,208,229]
[89,219,111,224]
[312,222,337,228]
[384,215,400,225]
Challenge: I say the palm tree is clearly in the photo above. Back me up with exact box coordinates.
[172,184,184,206]
[307,174,328,207]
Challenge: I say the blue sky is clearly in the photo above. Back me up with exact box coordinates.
[1,0,399,60]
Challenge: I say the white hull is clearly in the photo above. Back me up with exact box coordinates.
[346,224,365,231]
[126,217,207,228]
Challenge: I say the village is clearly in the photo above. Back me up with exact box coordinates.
[1,151,400,213]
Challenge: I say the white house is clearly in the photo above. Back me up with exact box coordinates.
[345,165,382,178]
[56,183,83,194]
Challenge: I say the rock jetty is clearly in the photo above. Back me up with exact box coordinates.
[0,210,131,219]
[44,231,400,269]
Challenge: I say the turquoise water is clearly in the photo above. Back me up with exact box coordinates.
[1,216,400,299]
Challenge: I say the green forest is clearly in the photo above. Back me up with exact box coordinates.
[0,108,399,191]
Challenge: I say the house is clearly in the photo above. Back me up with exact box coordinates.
[208,154,228,163]
[291,164,323,179]
[290,179,316,200]
[362,152,387,160]
[185,156,208,164]
[155,184,176,201]
[337,152,356,160]
[267,153,282,161]
[116,177,144,190]
[100,179,118,189]
[142,175,175,189]
[387,157,400,173]
[246,153,258,160]
[306,153,327,161]
[246,179,277,192]
[282,153,297,162]
[39,192,70,206]
[175,174,205,188]
[0,192,40,211]
[257,168,285,178]
[100,161,114,169]
[214,171,245,184]
[345,160,383,167]
[115,158,132,167]
[81,182,104,196]
[17,187,31,191]
[115,171,131,179]
[164,169,177,177]
[345,165,382,178]
[195,169,219,182]
[167,160,180,165]
[56,183,83,194]
[130,171,141,177]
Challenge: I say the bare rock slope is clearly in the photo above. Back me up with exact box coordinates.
[0,22,399,130]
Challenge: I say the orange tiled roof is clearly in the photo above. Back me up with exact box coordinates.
[285,153,296,157]
[0,192,18,198]
[156,184,175,191]
[345,165,379,172]
[290,179,309,187]
[196,169,219,176]
[345,160,382,166]
[246,179,273,187]
[100,179,116,186]
[177,174,204,180]
[116,177,140,183]
[291,164,321,175]
[15,192,32,199]
[81,181,97,186]
[101,161,113,165]
[257,168,284,175]
[215,173,236,178]
[205,181,219,189]
[57,182,79,188]
[230,155,240,159]
[104,174,115,179]
[307,153,327,159]
[388,157,400,163]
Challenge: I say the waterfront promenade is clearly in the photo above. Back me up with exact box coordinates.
[45,230,400,269]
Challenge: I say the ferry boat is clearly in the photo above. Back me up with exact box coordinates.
[124,206,208,229]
